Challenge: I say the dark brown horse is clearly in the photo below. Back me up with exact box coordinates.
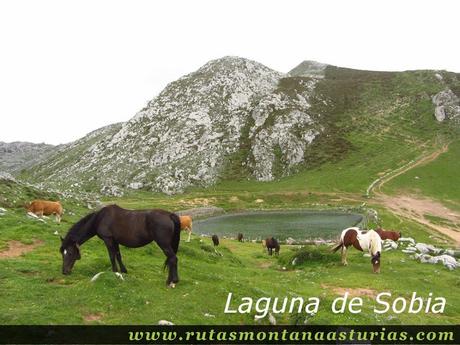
[376,227,401,241]
[212,235,219,246]
[60,204,181,287]
[237,233,244,242]
[263,237,280,256]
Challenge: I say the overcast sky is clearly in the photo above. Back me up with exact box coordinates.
[1,0,459,145]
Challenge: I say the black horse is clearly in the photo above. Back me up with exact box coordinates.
[265,237,280,256]
[59,204,181,287]
[237,233,244,242]
[211,235,219,246]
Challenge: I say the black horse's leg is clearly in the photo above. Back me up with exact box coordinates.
[103,238,118,272]
[159,245,179,286]
[114,243,128,273]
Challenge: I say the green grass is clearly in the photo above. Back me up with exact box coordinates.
[0,204,458,325]
[383,139,460,211]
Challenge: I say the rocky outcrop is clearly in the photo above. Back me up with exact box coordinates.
[248,78,322,181]
[0,142,55,173]
[432,89,460,123]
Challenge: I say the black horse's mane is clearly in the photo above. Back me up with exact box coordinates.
[62,211,98,246]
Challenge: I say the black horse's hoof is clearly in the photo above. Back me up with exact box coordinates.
[121,268,128,273]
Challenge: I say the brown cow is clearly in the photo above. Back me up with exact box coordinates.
[27,200,63,223]
[179,215,193,242]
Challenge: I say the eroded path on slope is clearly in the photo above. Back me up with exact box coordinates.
[368,143,460,245]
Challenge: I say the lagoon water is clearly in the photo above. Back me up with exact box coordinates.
[194,210,363,240]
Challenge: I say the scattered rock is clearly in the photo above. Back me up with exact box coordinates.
[158,320,174,326]
[90,272,105,282]
[268,313,277,325]
[128,182,143,190]
[383,239,398,251]
[286,237,296,245]
[115,272,124,281]
[204,313,215,318]
[414,253,458,270]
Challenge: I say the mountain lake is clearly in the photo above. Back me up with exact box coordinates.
[193,210,363,240]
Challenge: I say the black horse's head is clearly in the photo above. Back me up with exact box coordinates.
[371,251,381,274]
[60,237,81,275]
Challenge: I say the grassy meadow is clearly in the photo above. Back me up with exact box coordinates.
[0,187,458,325]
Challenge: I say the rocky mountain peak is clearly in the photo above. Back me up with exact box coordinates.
[288,60,328,78]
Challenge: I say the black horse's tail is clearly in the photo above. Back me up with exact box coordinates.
[170,213,181,254]
[163,213,181,271]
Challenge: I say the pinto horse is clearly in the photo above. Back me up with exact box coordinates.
[179,215,193,242]
[376,227,401,241]
[59,204,181,287]
[27,200,63,223]
[332,227,382,273]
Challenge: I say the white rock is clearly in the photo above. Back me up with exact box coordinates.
[90,272,105,282]
[158,320,174,326]
[286,237,296,245]
[399,237,416,245]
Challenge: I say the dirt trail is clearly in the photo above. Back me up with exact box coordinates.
[321,284,377,298]
[368,143,460,245]
[0,240,44,258]
[372,144,449,194]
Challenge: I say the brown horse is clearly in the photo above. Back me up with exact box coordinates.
[264,237,280,256]
[27,200,63,223]
[179,215,193,242]
[332,227,382,273]
[60,205,181,287]
[237,233,244,242]
[376,227,401,241]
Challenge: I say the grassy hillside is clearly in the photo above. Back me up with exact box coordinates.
[0,206,458,325]
[382,139,460,211]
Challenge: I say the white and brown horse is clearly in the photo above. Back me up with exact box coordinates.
[27,200,63,223]
[332,227,382,273]
[179,215,192,242]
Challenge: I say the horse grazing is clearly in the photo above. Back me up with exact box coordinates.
[376,227,401,241]
[59,204,181,287]
[264,237,280,256]
[179,215,193,242]
[211,235,219,247]
[332,227,382,273]
[237,233,244,242]
[27,200,63,223]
